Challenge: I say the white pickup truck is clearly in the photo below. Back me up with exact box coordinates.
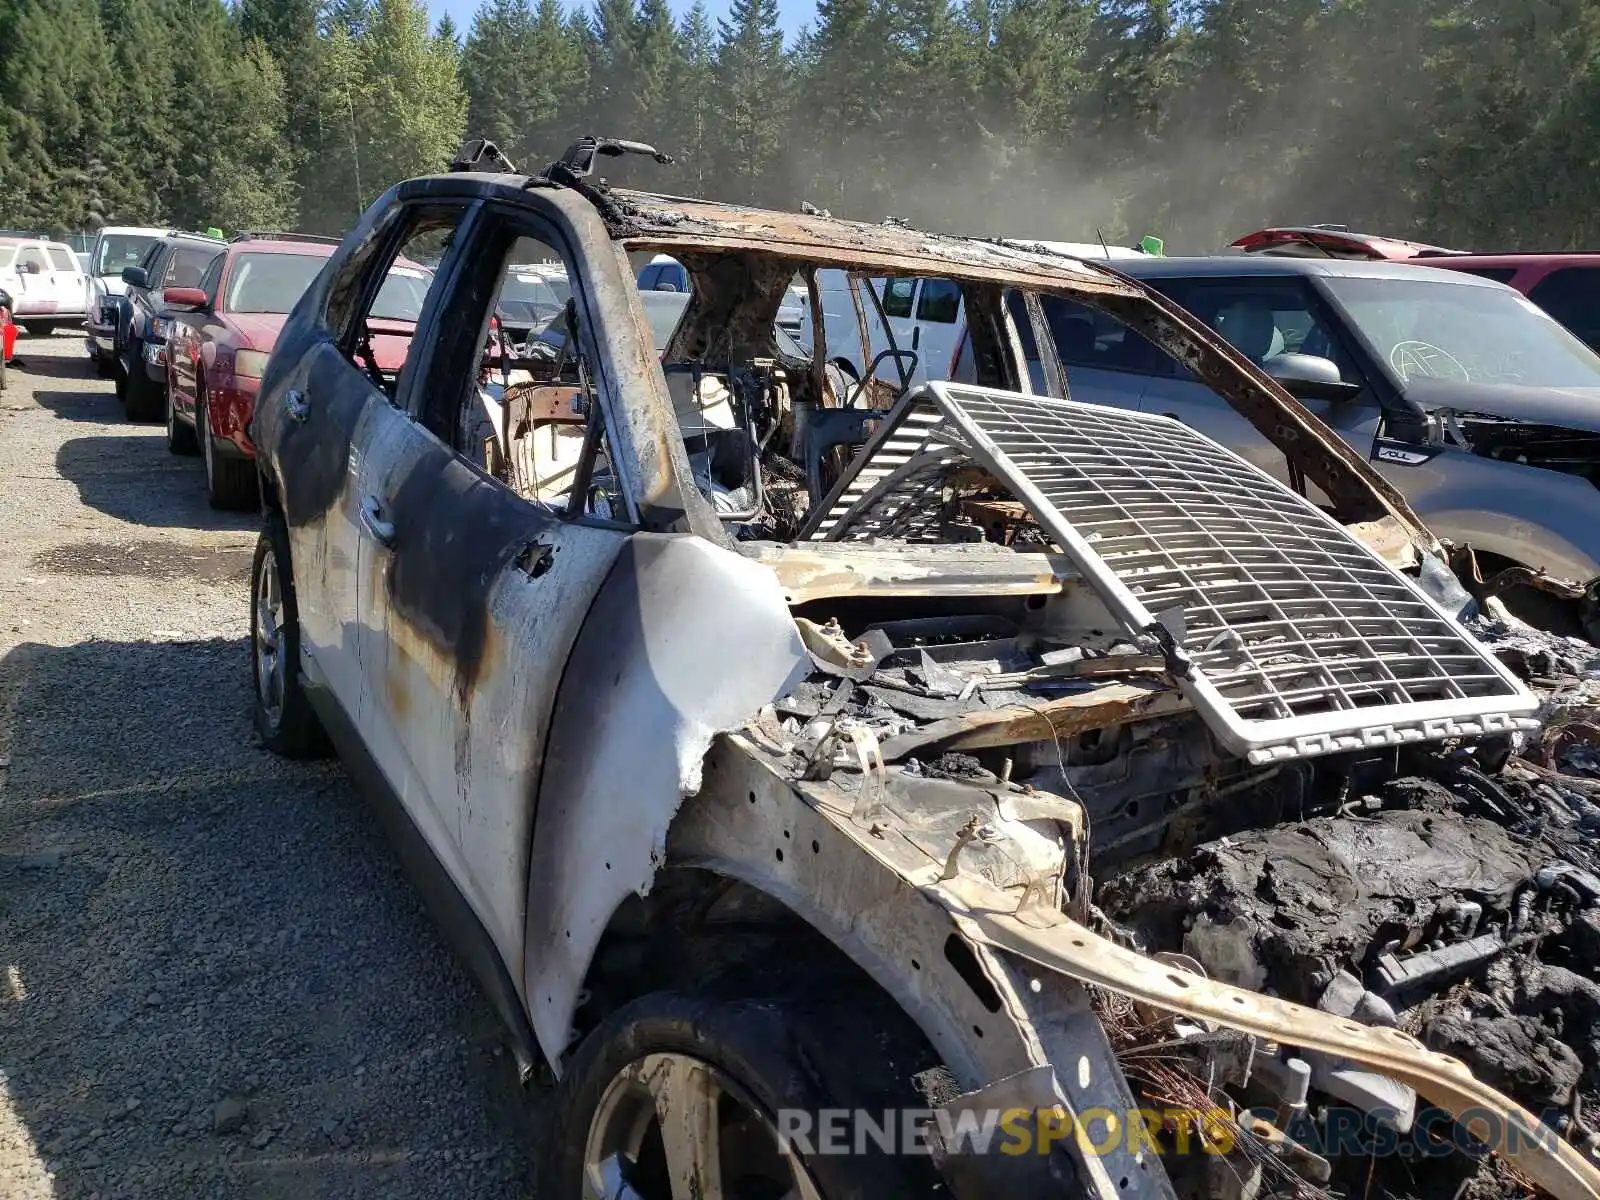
[0,236,89,335]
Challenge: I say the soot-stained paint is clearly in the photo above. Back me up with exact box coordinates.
[273,348,371,530]
[384,442,559,705]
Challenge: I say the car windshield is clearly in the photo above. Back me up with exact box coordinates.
[225,252,326,314]
[372,267,431,323]
[95,234,159,278]
[1325,276,1600,389]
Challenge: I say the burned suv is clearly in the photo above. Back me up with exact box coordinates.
[249,138,1600,1200]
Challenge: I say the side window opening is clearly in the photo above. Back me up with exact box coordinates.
[167,247,219,289]
[881,278,915,319]
[1156,278,1362,386]
[916,278,961,323]
[197,257,224,304]
[341,205,467,405]
[1528,267,1600,350]
[48,247,76,272]
[469,235,617,517]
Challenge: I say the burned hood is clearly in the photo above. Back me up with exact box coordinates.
[795,381,1538,765]
[1406,378,1600,434]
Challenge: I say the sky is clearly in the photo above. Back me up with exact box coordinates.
[428,0,816,42]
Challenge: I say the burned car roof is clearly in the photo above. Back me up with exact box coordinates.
[591,188,1146,295]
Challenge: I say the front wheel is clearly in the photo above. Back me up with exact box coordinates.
[124,361,163,421]
[251,511,328,757]
[541,989,944,1200]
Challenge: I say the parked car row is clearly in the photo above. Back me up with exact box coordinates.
[92,229,432,509]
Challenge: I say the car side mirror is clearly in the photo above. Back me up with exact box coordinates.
[1266,353,1362,402]
[163,286,208,310]
[18,261,40,276]
[122,266,148,288]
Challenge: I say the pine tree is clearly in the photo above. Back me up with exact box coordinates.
[632,0,685,155]
[169,6,298,230]
[359,0,469,197]
[589,0,641,135]
[669,1,718,192]
[792,0,888,215]
[99,0,182,222]
[712,0,790,205]
[0,0,121,229]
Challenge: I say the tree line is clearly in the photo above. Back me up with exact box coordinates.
[0,0,1595,252]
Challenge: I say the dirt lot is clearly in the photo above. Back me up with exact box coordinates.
[0,335,539,1197]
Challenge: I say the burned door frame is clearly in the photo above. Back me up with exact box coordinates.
[353,195,641,1002]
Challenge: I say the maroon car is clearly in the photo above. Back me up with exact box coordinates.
[164,234,431,507]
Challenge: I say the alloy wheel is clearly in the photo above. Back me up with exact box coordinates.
[582,1052,822,1200]
[254,549,285,728]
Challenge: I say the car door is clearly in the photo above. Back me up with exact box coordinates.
[345,202,633,977]
[1140,276,1383,485]
[910,277,962,382]
[877,277,919,373]
[170,255,225,424]
[46,244,82,316]
[13,245,51,315]
[999,290,1159,411]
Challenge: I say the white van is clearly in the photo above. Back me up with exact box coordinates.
[795,240,1146,385]
[0,236,89,334]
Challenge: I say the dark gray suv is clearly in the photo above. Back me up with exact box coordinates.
[955,255,1600,613]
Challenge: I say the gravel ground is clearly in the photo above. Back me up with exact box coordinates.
[0,335,541,1198]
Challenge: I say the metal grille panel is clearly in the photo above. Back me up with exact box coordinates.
[803,383,1537,763]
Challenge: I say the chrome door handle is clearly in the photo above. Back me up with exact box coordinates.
[359,495,396,548]
[284,388,309,423]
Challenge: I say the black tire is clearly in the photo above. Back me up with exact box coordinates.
[251,511,328,757]
[95,351,117,379]
[198,385,258,509]
[165,374,198,455]
[124,362,163,421]
[541,988,944,1199]
[23,320,53,337]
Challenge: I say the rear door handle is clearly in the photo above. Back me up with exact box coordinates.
[284,388,309,423]
[359,495,396,548]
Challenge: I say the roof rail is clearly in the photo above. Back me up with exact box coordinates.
[229,231,342,245]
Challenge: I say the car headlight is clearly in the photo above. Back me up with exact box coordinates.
[233,349,271,379]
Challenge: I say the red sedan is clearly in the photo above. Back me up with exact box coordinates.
[164,234,430,508]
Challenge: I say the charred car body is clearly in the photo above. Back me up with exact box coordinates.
[248,137,1600,1200]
